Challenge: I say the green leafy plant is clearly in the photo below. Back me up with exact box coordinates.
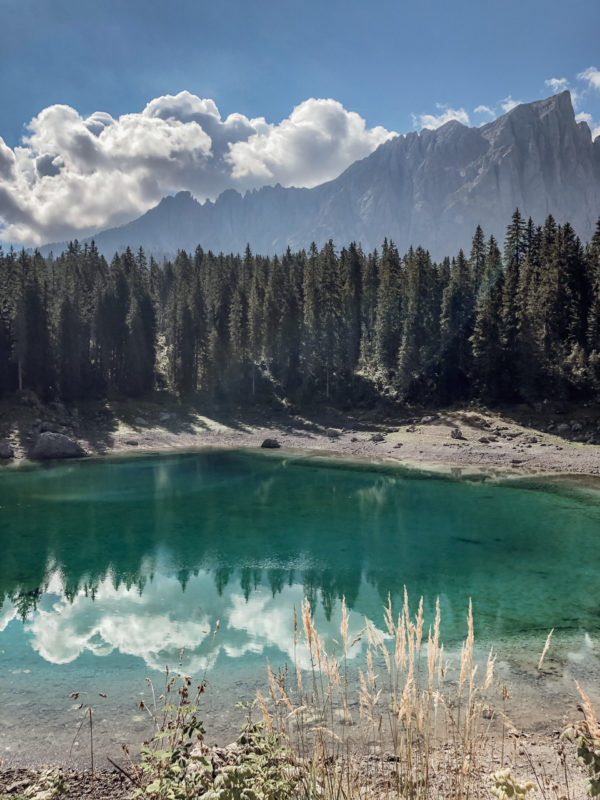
[129,670,211,800]
[22,769,69,800]
[490,768,536,799]
[203,706,298,800]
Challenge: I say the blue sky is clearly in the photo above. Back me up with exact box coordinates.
[1,0,599,244]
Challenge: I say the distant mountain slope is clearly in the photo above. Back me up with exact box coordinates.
[43,92,600,260]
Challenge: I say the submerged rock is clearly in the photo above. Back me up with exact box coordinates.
[261,438,281,449]
[32,432,86,460]
[0,440,14,459]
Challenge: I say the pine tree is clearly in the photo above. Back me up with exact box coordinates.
[360,249,379,366]
[469,224,487,295]
[396,246,439,399]
[439,250,474,401]
[499,209,526,398]
[470,236,504,400]
[374,240,402,375]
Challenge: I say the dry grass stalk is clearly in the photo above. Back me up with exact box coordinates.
[257,590,506,800]
[537,628,554,671]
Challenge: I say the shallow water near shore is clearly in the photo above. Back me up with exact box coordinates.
[1,448,600,766]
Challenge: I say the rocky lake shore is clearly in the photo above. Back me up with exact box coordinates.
[1,394,600,481]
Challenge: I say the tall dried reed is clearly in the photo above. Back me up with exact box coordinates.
[259,592,497,799]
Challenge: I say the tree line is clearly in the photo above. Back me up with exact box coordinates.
[1,209,600,407]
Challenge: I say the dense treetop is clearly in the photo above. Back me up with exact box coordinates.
[1,210,600,407]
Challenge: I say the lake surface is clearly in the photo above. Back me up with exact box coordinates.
[1,449,600,765]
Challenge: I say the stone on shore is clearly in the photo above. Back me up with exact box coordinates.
[32,432,86,460]
[261,438,281,449]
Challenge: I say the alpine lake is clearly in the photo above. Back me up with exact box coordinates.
[1,448,600,765]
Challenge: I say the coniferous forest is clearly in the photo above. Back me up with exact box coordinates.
[1,209,600,409]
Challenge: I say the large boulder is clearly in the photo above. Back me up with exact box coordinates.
[32,432,86,460]
[0,440,14,459]
[261,438,281,449]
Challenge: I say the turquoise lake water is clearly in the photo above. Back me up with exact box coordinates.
[1,449,600,765]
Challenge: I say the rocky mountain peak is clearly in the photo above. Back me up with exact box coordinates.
[43,93,600,261]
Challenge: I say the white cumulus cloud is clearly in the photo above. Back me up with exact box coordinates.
[0,92,396,246]
[474,105,495,117]
[228,98,394,187]
[577,66,600,91]
[500,96,523,113]
[545,77,570,93]
[576,111,593,124]
[412,104,470,131]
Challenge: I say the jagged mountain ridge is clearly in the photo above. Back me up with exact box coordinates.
[45,92,600,260]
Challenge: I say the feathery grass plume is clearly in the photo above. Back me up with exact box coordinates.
[575,681,600,742]
[266,658,278,704]
[302,597,313,656]
[341,595,349,651]
[427,598,441,685]
[384,592,394,636]
[257,592,513,800]
[256,688,273,733]
[415,596,424,652]
[483,648,496,691]
[395,610,407,670]
[537,628,554,671]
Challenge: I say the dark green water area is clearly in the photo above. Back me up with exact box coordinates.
[1,449,600,764]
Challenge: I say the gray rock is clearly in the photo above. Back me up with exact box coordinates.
[159,412,171,422]
[451,428,466,440]
[420,415,436,424]
[134,416,148,426]
[32,432,86,460]
[556,423,570,434]
[478,437,490,444]
[0,440,14,459]
[261,438,281,449]
[371,433,385,442]
[125,439,139,446]
[571,421,583,432]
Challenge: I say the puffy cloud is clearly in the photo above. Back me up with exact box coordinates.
[545,77,569,93]
[412,104,470,131]
[0,92,395,245]
[228,98,395,187]
[0,137,16,181]
[577,66,600,91]
[576,111,593,124]
[474,105,495,117]
[500,96,522,113]
[23,569,369,673]
[593,126,600,141]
